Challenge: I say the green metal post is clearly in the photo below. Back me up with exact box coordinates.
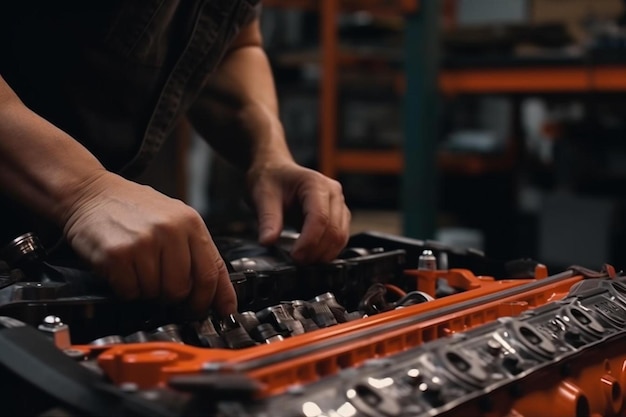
[402,0,442,239]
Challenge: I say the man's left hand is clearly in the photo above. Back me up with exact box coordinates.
[247,161,351,263]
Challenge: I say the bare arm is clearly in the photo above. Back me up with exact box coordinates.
[189,20,351,262]
[189,19,289,171]
[0,75,106,222]
[0,76,236,317]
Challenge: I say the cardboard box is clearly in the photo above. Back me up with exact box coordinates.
[532,0,624,41]
[456,0,529,26]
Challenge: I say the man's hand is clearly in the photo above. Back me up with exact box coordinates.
[0,76,235,317]
[247,161,351,263]
[62,171,237,317]
[188,18,351,262]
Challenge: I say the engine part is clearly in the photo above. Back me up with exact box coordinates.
[232,277,626,417]
[193,319,226,349]
[38,315,71,350]
[1,230,620,417]
[151,324,184,343]
[220,314,257,349]
[93,268,588,395]
[257,304,305,336]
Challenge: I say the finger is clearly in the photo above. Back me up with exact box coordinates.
[159,233,191,303]
[187,231,220,316]
[106,261,141,300]
[341,204,352,244]
[133,249,161,299]
[318,194,351,262]
[291,186,331,263]
[210,260,238,317]
[128,233,161,299]
[252,182,284,246]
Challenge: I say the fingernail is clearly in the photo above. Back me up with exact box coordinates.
[259,228,273,244]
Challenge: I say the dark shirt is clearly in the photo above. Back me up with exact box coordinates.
[0,0,260,246]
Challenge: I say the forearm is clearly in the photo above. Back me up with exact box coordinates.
[0,76,108,226]
[188,23,294,172]
[188,22,350,259]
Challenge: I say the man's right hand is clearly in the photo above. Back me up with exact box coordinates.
[62,171,237,317]
[1,75,235,317]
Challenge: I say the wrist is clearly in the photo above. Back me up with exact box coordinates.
[56,169,115,227]
[0,95,112,230]
[239,103,293,167]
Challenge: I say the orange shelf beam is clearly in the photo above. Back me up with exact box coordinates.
[593,66,626,91]
[440,67,589,94]
[334,149,518,176]
[440,65,626,95]
[263,0,419,14]
[334,150,403,174]
[320,0,340,178]
[438,150,516,175]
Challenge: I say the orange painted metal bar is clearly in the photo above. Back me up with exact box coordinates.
[263,0,419,14]
[593,66,626,91]
[334,149,403,174]
[394,66,626,95]
[437,148,517,175]
[93,270,588,397]
[320,0,339,178]
[440,67,592,95]
[262,0,317,10]
[264,0,419,179]
[332,148,519,176]
[246,275,581,396]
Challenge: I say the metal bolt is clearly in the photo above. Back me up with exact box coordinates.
[418,250,437,270]
[119,382,139,393]
[62,349,85,360]
[38,315,71,349]
[201,362,225,372]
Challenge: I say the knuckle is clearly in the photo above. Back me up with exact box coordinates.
[161,206,201,230]
[90,250,111,271]
[101,243,131,264]
[190,255,225,293]
[154,217,178,235]
[330,179,343,194]
[311,212,330,228]
[327,224,346,246]
[199,255,228,286]
[168,277,192,301]
[135,230,157,248]
[181,206,203,224]
[258,210,278,223]
[214,256,229,277]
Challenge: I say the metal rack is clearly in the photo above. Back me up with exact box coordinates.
[263,0,626,241]
[264,0,437,239]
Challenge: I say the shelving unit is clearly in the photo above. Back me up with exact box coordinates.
[263,1,626,244]
[304,63,626,176]
[264,0,436,239]
[264,0,420,179]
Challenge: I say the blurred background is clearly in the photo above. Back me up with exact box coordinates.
[141,0,626,273]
